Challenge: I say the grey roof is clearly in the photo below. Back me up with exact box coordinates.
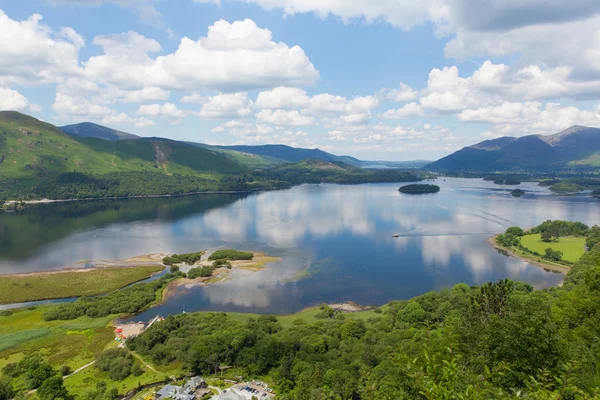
[185,376,205,389]
[156,385,180,399]
[213,389,245,400]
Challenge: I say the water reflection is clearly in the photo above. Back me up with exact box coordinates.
[1,178,598,317]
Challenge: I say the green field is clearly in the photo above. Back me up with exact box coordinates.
[521,233,586,262]
[0,266,164,304]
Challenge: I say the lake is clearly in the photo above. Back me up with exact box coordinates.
[1,178,599,319]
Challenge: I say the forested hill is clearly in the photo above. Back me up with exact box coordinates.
[0,112,426,200]
[427,125,600,172]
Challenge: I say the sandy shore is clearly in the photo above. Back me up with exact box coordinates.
[487,234,571,274]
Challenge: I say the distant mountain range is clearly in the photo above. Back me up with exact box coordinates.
[59,122,427,168]
[427,126,600,172]
[60,122,140,141]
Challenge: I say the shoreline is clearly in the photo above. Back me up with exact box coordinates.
[159,252,281,304]
[487,234,571,274]
[2,186,289,205]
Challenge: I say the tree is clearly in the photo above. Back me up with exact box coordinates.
[60,365,71,376]
[0,376,14,400]
[37,376,69,400]
[544,248,563,262]
[541,230,553,242]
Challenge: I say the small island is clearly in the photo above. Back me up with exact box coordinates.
[511,189,525,197]
[398,184,440,194]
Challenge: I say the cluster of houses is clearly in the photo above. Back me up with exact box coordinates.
[155,377,210,400]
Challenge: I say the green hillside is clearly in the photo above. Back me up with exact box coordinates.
[0,111,247,182]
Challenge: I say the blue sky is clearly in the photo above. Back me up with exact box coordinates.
[1,1,600,160]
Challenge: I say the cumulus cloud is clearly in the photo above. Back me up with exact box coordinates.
[0,10,82,86]
[256,109,315,127]
[53,92,154,127]
[84,19,319,93]
[459,102,600,136]
[0,87,40,112]
[198,93,253,119]
[381,102,424,119]
[137,102,186,123]
[377,83,418,102]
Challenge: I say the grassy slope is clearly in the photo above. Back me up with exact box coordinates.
[0,307,166,397]
[0,266,164,304]
[521,233,586,262]
[0,111,247,183]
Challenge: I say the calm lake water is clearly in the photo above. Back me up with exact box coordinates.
[1,178,599,318]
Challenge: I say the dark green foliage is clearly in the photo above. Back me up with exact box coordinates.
[496,227,522,247]
[42,272,182,321]
[212,259,232,269]
[586,226,600,249]
[0,376,14,400]
[37,376,69,400]
[544,248,563,261]
[187,266,215,279]
[531,220,589,238]
[96,349,135,381]
[163,251,205,266]
[255,158,425,185]
[83,381,119,400]
[511,188,525,197]
[208,250,253,261]
[59,365,71,376]
[398,184,440,194]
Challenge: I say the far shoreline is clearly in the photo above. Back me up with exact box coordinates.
[487,234,571,274]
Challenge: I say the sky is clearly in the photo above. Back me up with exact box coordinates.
[1,1,600,161]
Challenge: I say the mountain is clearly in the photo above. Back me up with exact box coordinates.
[60,122,140,141]
[0,111,247,183]
[213,144,363,166]
[427,126,600,172]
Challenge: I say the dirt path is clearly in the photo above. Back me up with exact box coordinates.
[64,360,96,378]
[132,352,157,373]
[22,360,96,397]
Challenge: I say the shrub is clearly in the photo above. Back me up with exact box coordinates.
[208,250,253,261]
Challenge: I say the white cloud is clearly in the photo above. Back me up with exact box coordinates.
[211,120,312,147]
[0,10,82,86]
[255,87,310,109]
[459,102,600,136]
[53,92,154,127]
[137,102,186,123]
[85,19,319,93]
[381,102,424,119]
[181,93,209,104]
[377,83,418,102]
[198,93,253,119]
[0,87,40,112]
[256,109,315,127]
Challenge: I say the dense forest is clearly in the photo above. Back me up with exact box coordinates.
[0,162,425,201]
[42,272,182,321]
[122,236,600,398]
